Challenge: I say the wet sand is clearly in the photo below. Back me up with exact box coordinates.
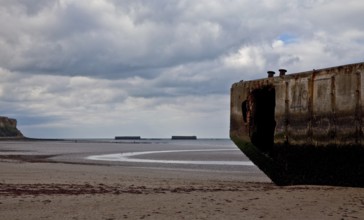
[1,141,364,219]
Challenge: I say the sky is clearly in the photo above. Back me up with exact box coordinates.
[1,0,364,138]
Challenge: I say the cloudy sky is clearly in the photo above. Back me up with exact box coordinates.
[1,0,364,138]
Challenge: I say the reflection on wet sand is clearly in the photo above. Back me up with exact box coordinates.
[87,149,254,166]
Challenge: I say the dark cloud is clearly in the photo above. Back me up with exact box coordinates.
[1,0,362,80]
[1,0,364,138]
[3,0,362,82]
[2,0,58,15]
[0,0,268,79]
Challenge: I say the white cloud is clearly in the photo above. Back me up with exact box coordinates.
[223,47,266,70]
[1,0,364,138]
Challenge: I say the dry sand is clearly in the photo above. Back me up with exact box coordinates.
[1,157,364,219]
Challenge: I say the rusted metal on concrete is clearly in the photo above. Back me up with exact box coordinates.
[267,71,275,78]
[230,62,364,186]
[279,69,287,76]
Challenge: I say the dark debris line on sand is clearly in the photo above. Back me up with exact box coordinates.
[0,154,59,163]
[0,182,339,197]
[0,183,252,196]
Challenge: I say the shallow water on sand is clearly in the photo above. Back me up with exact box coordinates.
[0,139,261,173]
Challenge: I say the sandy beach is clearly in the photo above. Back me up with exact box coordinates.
[1,159,364,219]
[1,141,364,219]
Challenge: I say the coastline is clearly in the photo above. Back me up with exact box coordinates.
[1,153,364,219]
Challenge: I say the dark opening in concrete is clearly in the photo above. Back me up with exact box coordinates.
[249,86,276,152]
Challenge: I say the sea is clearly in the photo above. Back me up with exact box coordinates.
[0,138,262,174]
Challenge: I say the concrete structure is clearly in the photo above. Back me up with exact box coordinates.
[230,62,364,186]
[171,136,197,140]
[115,136,141,140]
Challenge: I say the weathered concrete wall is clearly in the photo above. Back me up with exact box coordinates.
[231,62,364,147]
[230,62,364,186]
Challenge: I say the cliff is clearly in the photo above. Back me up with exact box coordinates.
[0,116,23,137]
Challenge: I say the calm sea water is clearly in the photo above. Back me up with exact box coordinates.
[0,138,256,171]
[84,139,254,166]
